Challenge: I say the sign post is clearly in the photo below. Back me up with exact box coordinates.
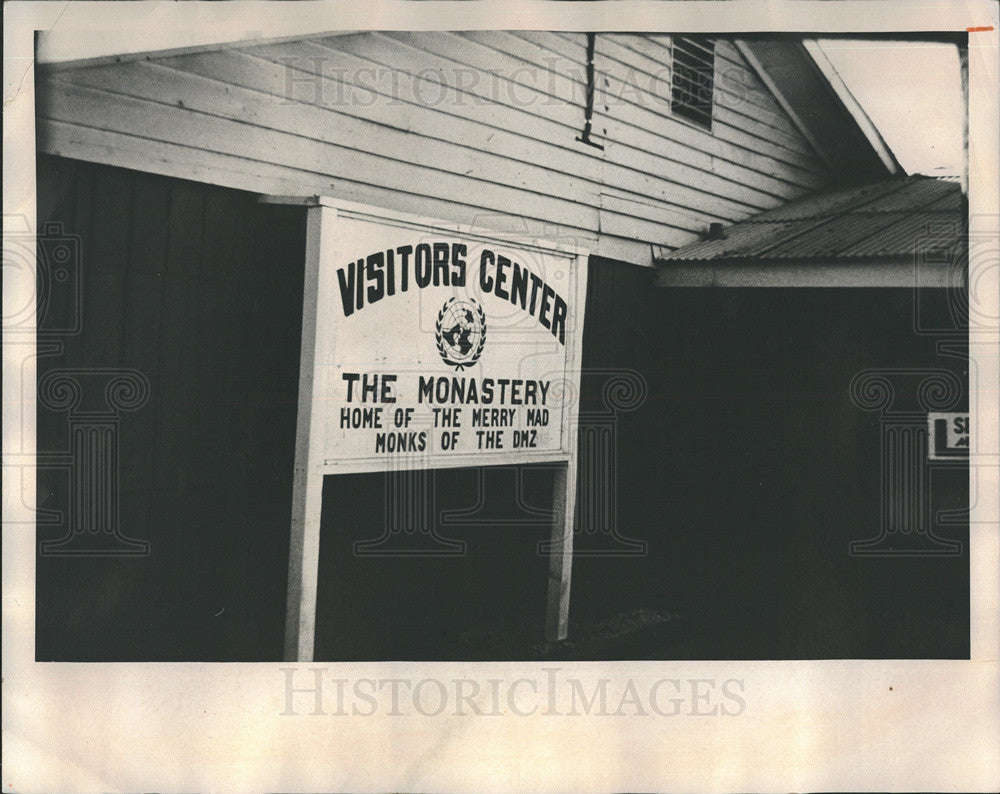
[545,459,578,642]
[282,202,338,663]
[266,197,589,662]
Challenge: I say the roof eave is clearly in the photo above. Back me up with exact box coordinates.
[735,38,902,183]
[654,254,965,288]
[801,40,904,177]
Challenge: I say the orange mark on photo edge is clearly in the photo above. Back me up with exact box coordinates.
[966,26,994,32]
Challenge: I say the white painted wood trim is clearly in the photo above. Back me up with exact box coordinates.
[656,260,966,288]
[283,203,338,663]
[38,31,362,70]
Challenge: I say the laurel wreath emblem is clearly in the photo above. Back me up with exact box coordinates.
[435,297,487,371]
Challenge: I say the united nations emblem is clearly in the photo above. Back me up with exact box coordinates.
[435,297,486,371]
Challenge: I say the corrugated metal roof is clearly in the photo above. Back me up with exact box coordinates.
[658,176,966,264]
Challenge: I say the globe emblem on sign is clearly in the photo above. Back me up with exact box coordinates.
[435,297,486,371]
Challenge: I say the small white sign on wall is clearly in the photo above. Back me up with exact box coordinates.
[928,412,970,460]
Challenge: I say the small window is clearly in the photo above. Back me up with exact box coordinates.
[671,36,715,130]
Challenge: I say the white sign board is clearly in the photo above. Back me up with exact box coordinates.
[273,196,588,661]
[312,208,585,470]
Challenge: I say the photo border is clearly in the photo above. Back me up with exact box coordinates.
[4,2,998,791]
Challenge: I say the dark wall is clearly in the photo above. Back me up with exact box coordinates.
[313,464,555,661]
[35,155,305,661]
[615,286,970,658]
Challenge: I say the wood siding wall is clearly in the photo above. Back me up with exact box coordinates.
[36,32,830,266]
[35,155,305,661]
